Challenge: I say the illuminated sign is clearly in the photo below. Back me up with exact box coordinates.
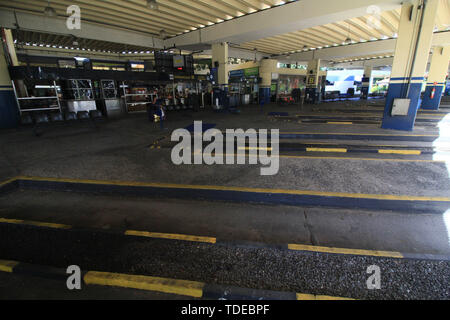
[173,55,185,68]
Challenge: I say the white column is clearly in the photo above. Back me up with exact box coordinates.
[381,0,439,131]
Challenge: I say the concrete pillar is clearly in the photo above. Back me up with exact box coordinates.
[381,0,439,131]
[305,59,320,104]
[4,29,19,66]
[0,29,19,128]
[211,42,229,108]
[361,65,373,100]
[421,46,450,110]
[259,59,277,104]
[211,42,229,86]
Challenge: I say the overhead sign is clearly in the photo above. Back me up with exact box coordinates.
[244,67,259,78]
[229,69,244,78]
[173,55,185,68]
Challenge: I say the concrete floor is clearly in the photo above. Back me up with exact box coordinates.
[1,103,449,197]
[1,100,450,299]
[1,189,450,255]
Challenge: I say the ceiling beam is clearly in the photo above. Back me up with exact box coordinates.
[0,10,165,49]
[276,31,450,62]
[163,0,402,49]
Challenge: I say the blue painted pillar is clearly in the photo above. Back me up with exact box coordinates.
[0,31,19,129]
[382,0,439,131]
[421,46,450,110]
[259,87,270,104]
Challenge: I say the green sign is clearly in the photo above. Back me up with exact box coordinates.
[244,67,259,78]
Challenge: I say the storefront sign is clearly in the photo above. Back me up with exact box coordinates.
[244,67,259,78]
[229,69,244,78]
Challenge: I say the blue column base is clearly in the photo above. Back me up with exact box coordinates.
[259,87,270,105]
[421,85,444,110]
[0,89,19,129]
[381,82,422,131]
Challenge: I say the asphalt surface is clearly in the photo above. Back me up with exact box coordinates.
[0,272,194,300]
[1,100,450,300]
[2,189,450,255]
[0,223,449,300]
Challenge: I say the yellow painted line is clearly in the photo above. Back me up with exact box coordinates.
[378,150,422,155]
[0,260,19,273]
[296,142,428,148]
[420,113,447,116]
[281,132,438,137]
[327,122,354,125]
[238,147,273,151]
[84,271,204,298]
[16,176,450,202]
[288,243,403,259]
[296,293,355,301]
[0,218,71,230]
[306,148,348,153]
[296,113,444,119]
[0,177,18,187]
[125,230,216,244]
[279,155,442,163]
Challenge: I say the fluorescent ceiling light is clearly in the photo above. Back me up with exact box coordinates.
[44,1,57,17]
[147,0,159,10]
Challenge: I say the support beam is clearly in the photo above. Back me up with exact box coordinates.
[212,42,229,86]
[211,42,229,108]
[3,29,19,66]
[0,29,19,128]
[421,46,450,110]
[329,57,395,69]
[164,0,401,49]
[259,59,277,104]
[200,47,269,61]
[277,31,450,63]
[381,0,439,131]
[0,10,164,50]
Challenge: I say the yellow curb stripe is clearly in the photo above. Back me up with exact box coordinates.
[327,122,354,125]
[306,148,348,153]
[0,260,19,273]
[0,215,412,260]
[278,154,442,162]
[288,243,403,259]
[378,150,422,155]
[16,176,450,202]
[296,293,355,300]
[84,271,204,298]
[125,230,216,244]
[0,218,72,230]
[238,147,273,151]
[195,152,444,163]
[0,177,18,187]
[296,114,444,119]
[281,132,438,137]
